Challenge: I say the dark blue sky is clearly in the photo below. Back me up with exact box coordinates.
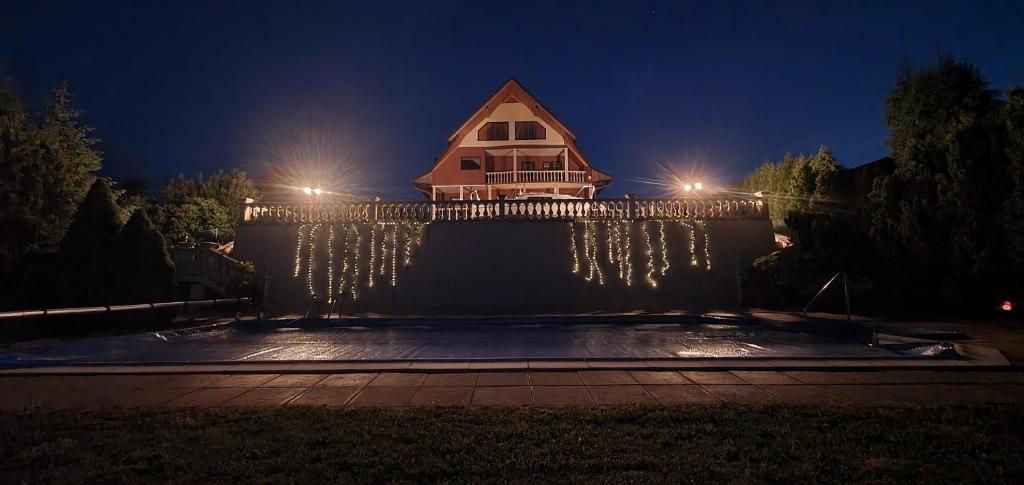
[3,1,1023,198]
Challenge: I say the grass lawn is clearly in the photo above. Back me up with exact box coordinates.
[2,405,1022,483]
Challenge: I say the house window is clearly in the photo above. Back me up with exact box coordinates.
[461,157,481,170]
[542,161,563,171]
[521,161,535,171]
[478,122,508,141]
[515,121,546,140]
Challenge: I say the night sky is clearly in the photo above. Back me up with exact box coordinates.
[3,1,1023,199]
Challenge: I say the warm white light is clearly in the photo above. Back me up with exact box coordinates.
[313,188,323,196]
[302,187,313,195]
[683,183,693,192]
[694,182,703,191]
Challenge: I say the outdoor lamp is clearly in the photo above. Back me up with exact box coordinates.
[683,183,692,192]
[313,188,323,196]
[694,182,703,191]
[302,187,313,195]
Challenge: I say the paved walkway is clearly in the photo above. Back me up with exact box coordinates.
[4,369,1024,409]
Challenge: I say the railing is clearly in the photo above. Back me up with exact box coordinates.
[485,170,587,184]
[241,198,768,224]
[172,244,245,295]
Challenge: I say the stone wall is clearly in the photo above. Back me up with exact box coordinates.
[232,219,775,315]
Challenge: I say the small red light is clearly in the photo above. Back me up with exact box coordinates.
[1001,301,1014,312]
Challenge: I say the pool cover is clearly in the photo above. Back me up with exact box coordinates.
[0,317,945,364]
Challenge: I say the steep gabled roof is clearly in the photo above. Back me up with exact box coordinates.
[445,78,577,143]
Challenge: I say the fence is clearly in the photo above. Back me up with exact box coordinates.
[240,198,768,224]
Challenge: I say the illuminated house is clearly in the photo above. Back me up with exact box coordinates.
[413,78,612,201]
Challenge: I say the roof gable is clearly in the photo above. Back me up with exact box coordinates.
[447,78,577,144]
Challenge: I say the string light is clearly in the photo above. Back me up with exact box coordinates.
[327,225,335,304]
[569,222,580,274]
[701,220,712,271]
[657,220,669,275]
[379,223,388,277]
[306,224,319,298]
[606,221,615,264]
[642,221,657,288]
[293,224,308,277]
[622,220,633,286]
[584,222,594,282]
[390,223,398,287]
[614,222,624,280]
[591,221,605,285]
[350,224,361,300]
[368,223,377,288]
[682,221,698,267]
[403,222,414,267]
[337,223,350,300]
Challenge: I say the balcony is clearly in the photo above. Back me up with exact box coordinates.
[485,170,587,184]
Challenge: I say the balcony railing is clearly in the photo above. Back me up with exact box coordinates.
[241,198,768,224]
[485,170,587,184]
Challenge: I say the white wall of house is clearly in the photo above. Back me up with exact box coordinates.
[460,102,566,147]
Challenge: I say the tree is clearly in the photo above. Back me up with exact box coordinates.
[867,56,1009,307]
[58,179,122,305]
[738,147,841,229]
[116,209,177,303]
[162,196,234,244]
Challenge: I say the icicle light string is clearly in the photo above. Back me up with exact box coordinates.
[293,224,308,277]
[701,220,712,271]
[337,223,350,299]
[327,225,336,304]
[350,225,361,300]
[623,221,633,286]
[306,224,319,298]
[605,221,615,264]
[682,221,699,268]
[591,221,605,285]
[584,222,595,282]
[403,222,414,267]
[642,221,657,288]
[368,223,377,288]
[390,224,398,287]
[569,222,580,274]
[657,220,669,276]
[379,223,388,277]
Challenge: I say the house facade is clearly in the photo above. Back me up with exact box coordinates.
[413,78,612,201]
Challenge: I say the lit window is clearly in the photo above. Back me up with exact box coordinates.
[542,161,563,171]
[461,158,481,170]
[515,121,546,140]
[478,122,508,141]
[521,161,535,171]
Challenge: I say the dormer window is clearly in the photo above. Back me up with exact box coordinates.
[515,121,546,140]
[479,122,509,141]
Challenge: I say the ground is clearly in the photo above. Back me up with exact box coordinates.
[3,405,1023,483]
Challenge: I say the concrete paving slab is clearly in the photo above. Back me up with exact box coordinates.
[731,371,802,385]
[471,386,533,406]
[681,371,746,385]
[588,385,655,405]
[227,387,305,406]
[422,373,478,387]
[533,386,595,406]
[579,371,637,386]
[629,371,692,385]
[408,361,472,370]
[530,372,584,386]
[317,373,378,387]
[702,385,776,403]
[288,387,359,406]
[367,373,427,387]
[261,375,326,388]
[348,386,418,407]
[644,385,719,405]
[165,388,250,407]
[411,386,474,406]
[476,372,529,386]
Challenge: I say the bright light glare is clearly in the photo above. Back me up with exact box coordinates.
[313,188,323,195]
[694,182,703,191]
[1002,300,1014,312]
[683,183,693,192]
[302,187,313,195]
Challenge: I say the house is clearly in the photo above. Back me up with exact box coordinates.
[413,78,612,201]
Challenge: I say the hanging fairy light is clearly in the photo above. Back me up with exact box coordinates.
[701,220,712,271]
[306,224,319,298]
[642,221,657,288]
[569,222,580,274]
[591,221,605,286]
[379,223,389,277]
[390,223,398,287]
[337,223,350,300]
[682,221,698,268]
[657,220,669,276]
[350,224,361,300]
[327,225,335,304]
[403,222,414,267]
[605,221,615,264]
[584,222,595,282]
[614,222,625,281]
[368,223,377,288]
[622,220,633,286]
[293,224,308,277]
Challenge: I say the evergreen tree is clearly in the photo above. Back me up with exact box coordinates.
[58,179,122,305]
[116,209,177,303]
